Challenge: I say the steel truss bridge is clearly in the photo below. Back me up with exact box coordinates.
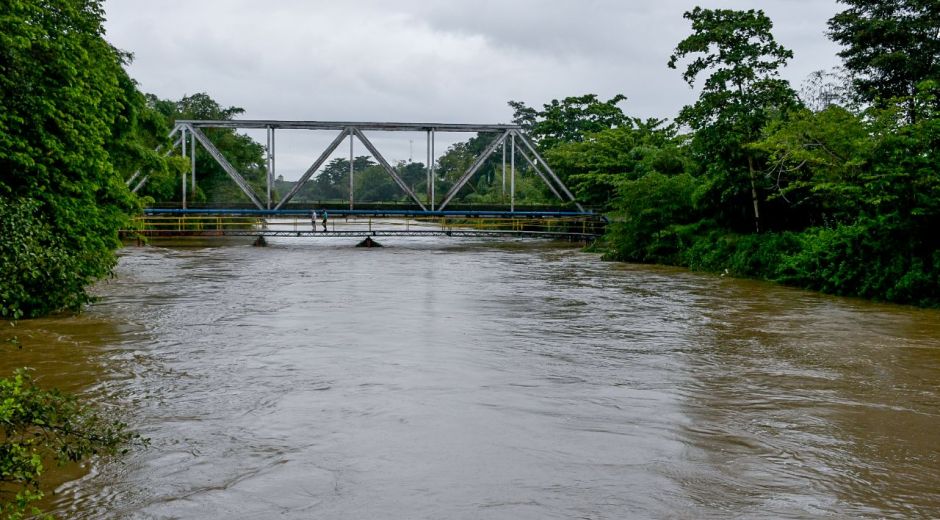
[124,119,604,241]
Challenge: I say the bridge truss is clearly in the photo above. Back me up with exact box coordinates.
[125,120,584,212]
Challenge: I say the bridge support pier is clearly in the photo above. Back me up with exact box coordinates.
[356,236,383,248]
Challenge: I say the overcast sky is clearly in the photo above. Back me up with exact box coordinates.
[103,0,845,180]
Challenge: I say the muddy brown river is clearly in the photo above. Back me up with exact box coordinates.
[2,237,939,519]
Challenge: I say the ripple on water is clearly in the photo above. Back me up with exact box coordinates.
[2,240,935,519]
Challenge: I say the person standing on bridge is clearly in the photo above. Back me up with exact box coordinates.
[322,210,328,232]
[311,210,317,232]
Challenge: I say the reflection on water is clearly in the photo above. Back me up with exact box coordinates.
[2,237,938,519]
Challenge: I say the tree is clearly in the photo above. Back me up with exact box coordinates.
[799,68,854,112]
[545,118,689,210]
[669,7,798,232]
[754,105,874,227]
[508,94,629,150]
[294,156,376,202]
[606,172,700,264]
[828,0,940,122]
[147,93,267,205]
[0,0,150,317]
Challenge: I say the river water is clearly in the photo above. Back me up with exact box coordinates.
[2,237,939,519]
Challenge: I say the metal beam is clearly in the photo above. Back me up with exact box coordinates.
[130,136,183,193]
[516,146,563,201]
[438,130,510,210]
[352,128,428,211]
[131,176,149,193]
[274,129,350,209]
[266,127,274,209]
[188,125,265,209]
[349,131,354,209]
[176,120,520,133]
[501,138,506,196]
[126,125,182,188]
[430,130,436,210]
[511,134,515,212]
[426,130,431,204]
[126,168,143,187]
[512,130,584,212]
[191,130,196,193]
[181,127,187,209]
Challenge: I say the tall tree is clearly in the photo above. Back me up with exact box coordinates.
[754,105,873,227]
[669,7,798,232]
[147,93,267,205]
[509,94,629,150]
[545,118,690,210]
[0,0,150,317]
[828,0,940,122]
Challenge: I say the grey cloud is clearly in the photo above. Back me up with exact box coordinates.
[104,0,845,179]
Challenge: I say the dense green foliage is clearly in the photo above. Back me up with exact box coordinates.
[828,0,940,122]
[509,94,630,150]
[143,93,267,205]
[0,200,89,320]
[0,369,138,519]
[545,119,689,208]
[0,0,176,318]
[668,7,799,233]
[524,4,940,307]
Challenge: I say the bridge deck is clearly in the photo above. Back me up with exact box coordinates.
[124,209,607,241]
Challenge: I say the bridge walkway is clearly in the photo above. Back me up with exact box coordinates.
[124,209,607,241]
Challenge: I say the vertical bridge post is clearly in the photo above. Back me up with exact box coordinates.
[149,120,586,213]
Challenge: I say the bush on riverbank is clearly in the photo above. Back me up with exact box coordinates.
[0,369,139,519]
[601,216,940,307]
[596,103,940,307]
[0,200,96,320]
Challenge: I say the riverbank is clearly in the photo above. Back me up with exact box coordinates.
[596,217,940,308]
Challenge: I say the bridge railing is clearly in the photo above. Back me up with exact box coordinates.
[122,213,606,238]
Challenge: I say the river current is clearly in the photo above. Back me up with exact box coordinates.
[2,236,938,519]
